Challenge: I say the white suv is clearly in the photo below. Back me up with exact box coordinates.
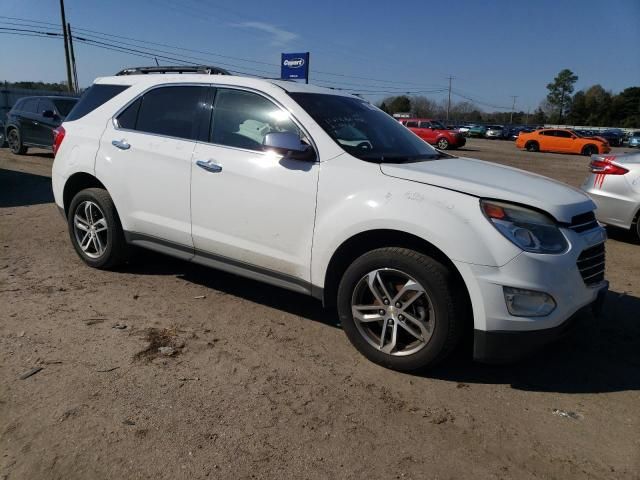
[52,66,608,371]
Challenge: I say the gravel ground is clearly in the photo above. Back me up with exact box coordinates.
[1,139,639,480]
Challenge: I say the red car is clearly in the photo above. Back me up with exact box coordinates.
[398,118,466,150]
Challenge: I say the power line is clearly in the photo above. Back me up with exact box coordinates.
[0,14,444,89]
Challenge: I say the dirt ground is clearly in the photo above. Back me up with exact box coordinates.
[1,139,639,480]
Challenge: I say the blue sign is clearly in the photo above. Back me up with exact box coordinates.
[281,52,310,82]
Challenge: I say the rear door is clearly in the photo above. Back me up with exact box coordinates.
[190,87,319,284]
[96,84,210,249]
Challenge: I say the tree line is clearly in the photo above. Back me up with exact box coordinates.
[378,70,639,128]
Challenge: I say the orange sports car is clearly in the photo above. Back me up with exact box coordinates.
[515,128,610,156]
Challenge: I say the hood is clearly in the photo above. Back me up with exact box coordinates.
[380,156,595,223]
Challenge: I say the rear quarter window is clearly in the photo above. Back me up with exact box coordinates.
[66,84,129,121]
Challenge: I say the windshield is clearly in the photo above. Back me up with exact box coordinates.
[288,92,441,163]
[53,99,77,116]
[571,129,583,137]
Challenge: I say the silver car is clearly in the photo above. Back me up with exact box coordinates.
[485,125,503,139]
[581,153,640,240]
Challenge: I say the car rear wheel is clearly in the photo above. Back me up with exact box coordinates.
[525,141,539,152]
[68,188,128,269]
[7,128,27,155]
[582,144,598,156]
[436,138,450,150]
[337,247,465,371]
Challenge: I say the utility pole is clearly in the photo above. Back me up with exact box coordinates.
[67,23,78,93]
[509,95,518,124]
[446,75,454,121]
[59,0,73,92]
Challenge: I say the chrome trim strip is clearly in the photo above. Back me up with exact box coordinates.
[123,231,322,299]
[110,82,319,161]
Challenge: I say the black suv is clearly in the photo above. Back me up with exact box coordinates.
[4,96,77,154]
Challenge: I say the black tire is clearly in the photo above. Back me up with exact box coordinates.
[436,138,450,150]
[582,144,598,156]
[7,128,27,155]
[525,141,539,152]
[337,247,466,371]
[67,188,128,269]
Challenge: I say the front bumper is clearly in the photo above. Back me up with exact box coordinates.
[452,225,609,362]
[473,284,607,363]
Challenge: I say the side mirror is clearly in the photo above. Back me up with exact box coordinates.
[42,110,56,118]
[263,132,313,160]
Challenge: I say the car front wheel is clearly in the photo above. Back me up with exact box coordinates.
[67,188,128,269]
[337,247,465,371]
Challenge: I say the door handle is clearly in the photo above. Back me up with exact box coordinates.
[112,139,130,150]
[196,160,222,173]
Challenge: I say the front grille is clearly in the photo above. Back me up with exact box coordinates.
[569,211,599,233]
[577,243,605,286]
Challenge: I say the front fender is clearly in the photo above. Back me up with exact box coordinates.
[310,155,521,287]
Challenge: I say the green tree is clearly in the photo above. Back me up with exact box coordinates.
[379,101,389,114]
[531,107,547,125]
[610,87,640,127]
[546,69,578,123]
[388,95,411,114]
[567,91,588,125]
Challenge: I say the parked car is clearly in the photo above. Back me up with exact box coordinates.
[457,125,472,136]
[515,128,610,155]
[0,120,6,147]
[4,95,78,154]
[597,129,624,147]
[502,125,535,141]
[398,118,466,150]
[467,125,487,138]
[485,125,504,139]
[52,66,608,371]
[581,153,640,240]
[627,131,640,148]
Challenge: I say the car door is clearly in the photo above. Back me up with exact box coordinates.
[35,99,58,146]
[418,121,437,144]
[95,84,210,250]
[19,98,40,144]
[553,130,575,152]
[190,87,319,286]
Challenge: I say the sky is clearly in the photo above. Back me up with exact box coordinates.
[1,0,639,113]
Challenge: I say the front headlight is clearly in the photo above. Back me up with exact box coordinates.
[480,200,568,254]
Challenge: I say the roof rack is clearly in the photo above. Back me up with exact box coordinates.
[115,65,231,76]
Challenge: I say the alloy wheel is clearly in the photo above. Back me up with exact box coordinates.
[351,268,435,356]
[8,130,20,152]
[73,200,108,259]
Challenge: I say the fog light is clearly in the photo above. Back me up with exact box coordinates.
[503,287,556,317]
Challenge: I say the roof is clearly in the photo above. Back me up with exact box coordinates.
[93,73,353,97]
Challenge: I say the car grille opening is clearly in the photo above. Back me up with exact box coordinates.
[577,243,605,286]
[569,211,599,233]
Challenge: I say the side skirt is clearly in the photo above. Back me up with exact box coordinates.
[124,232,323,300]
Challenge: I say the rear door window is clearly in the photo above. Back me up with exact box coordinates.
[132,86,207,140]
[22,99,39,114]
[406,121,418,128]
[66,84,129,121]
